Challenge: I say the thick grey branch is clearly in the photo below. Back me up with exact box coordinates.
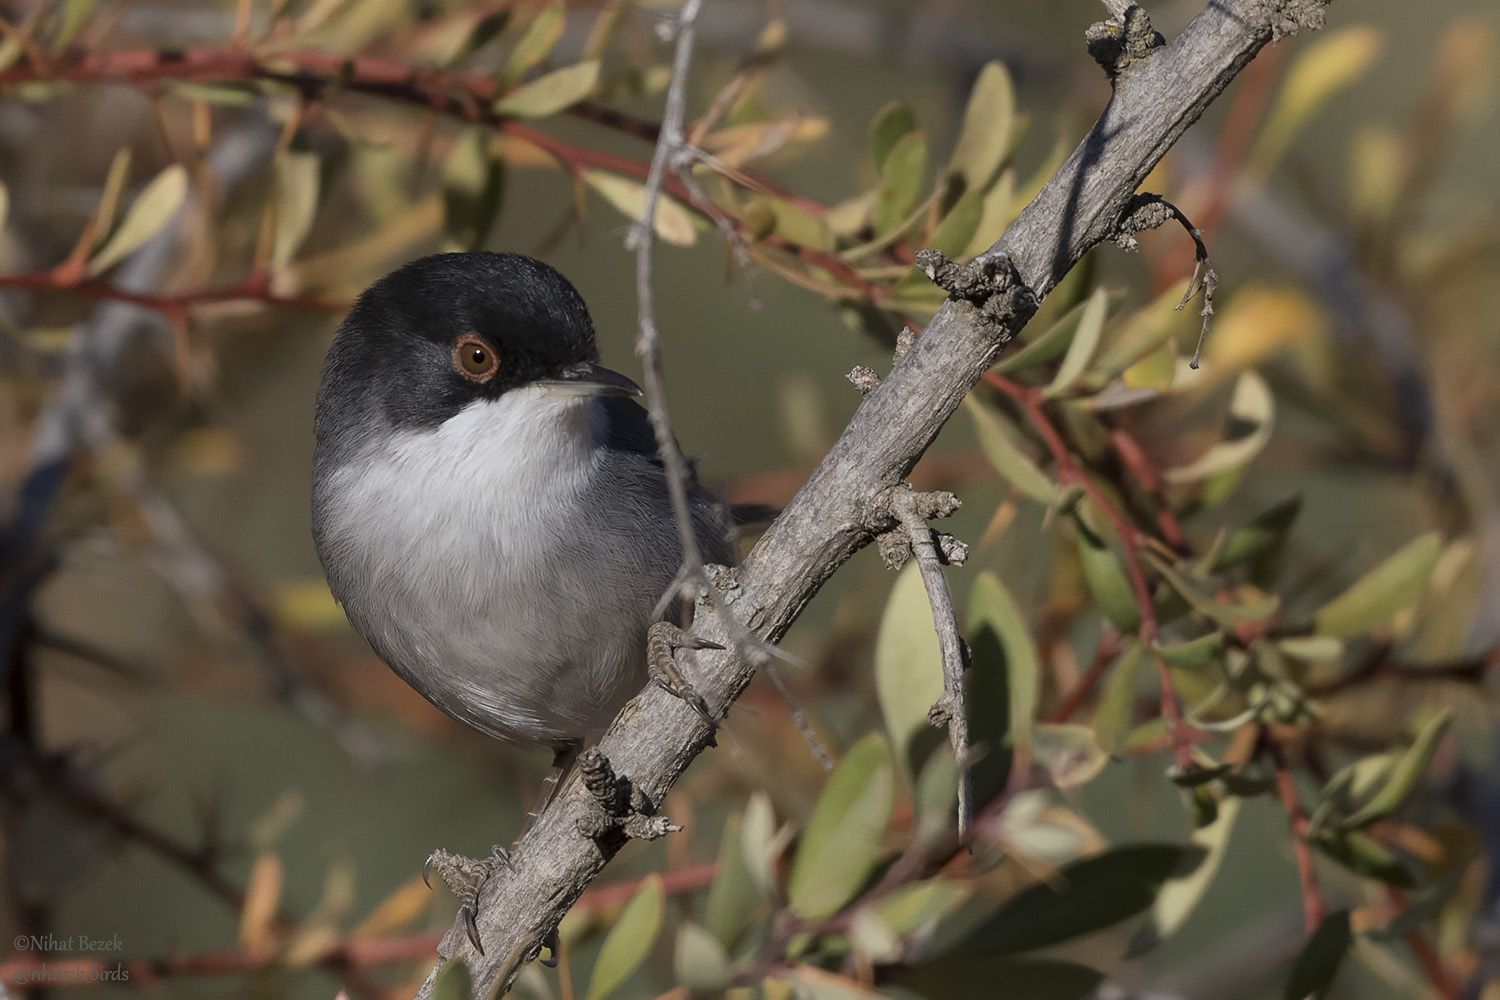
[416,2,1333,996]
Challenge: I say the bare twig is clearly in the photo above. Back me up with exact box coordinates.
[1112,193,1218,367]
[887,486,972,843]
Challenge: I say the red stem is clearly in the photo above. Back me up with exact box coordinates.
[1268,735,1325,933]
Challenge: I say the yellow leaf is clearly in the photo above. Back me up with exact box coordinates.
[273,578,348,630]
[239,854,284,952]
[88,163,188,275]
[272,150,320,270]
[495,59,600,119]
[353,876,433,939]
[1249,26,1384,181]
[1203,286,1328,375]
[583,170,697,246]
[506,0,565,82]
[1164,371,1275,483]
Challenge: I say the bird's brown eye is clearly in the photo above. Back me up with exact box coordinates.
[453,334,498,381]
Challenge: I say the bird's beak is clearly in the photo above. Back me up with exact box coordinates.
[538,361,643,397]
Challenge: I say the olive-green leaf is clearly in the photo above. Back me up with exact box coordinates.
[496,59,600,119]
[704,812,758,948]
[964,397,1057,504]
[1156,632,1225,671]
[948,60,1015,194]
[583,170,697,246]
[1284,910,1351,1000]
[57,0,98,48]
[88,163,187,275]
[1164,371,1275,483]
[947,844,1203,959]
[740,791,780,899]
[969,571,1039,760]
[505,0,565,82]
[1094,640,1143,755]
[1074,515,1140,632]
[1213,495,1301,573]
[432,958,471,1000]
[1312,829,1414,888]
[673,921,730,993]
[995,291,1093,374]
[875,562,943,784]
[1043,287,1107,399]
[872,878,969,938]
[869,100,917,173]
[874,130,927,234]
[1128,797,1240,956]
[585,873,664,1000]
[1314,532,1442,638]
[272,150,320,270]
[1370,856,1469,938]
[1147,554,1279,626]
[788,733,895,919]
[1337,709,1451,830]
[927,190,984,257]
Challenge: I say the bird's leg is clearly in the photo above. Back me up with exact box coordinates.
[646,621,724,729]
[421,742,579,956]
[515,740,581,849]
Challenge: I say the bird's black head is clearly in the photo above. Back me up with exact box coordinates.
[317,252,629,442]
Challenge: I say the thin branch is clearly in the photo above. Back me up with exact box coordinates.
[1267,732,1325,934]
[888,486,972,843]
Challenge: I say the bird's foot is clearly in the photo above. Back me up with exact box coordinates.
[646,621,723,730]
[423,844,515,954]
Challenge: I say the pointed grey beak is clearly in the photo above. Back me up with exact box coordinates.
[538,361,642,397]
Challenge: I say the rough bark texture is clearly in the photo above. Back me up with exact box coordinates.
[416,1,1333,996]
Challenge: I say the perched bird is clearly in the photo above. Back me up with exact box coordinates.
[311,251,733,943]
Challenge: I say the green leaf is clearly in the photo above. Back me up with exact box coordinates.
[431,958,471,1000]
[1156,632,1224,671]
[740,791,781,899]
[272,150,320,270]
[1031,723,1108,788]
[927,190,983,257]
[969,571,1039,761]
[1337,709,1451,830]
[1147,554,1279,626]
[1312,829,1415,888]
[1284,910,1351,1000]
[704,812,758,948]
[1043,287,1107,399]
[875,563,944,784]
[442,128,505,252]
[947,61,1015,194]
[505,0,565,82]
[963,397,1057,504]
[1164,371,1275,483]
[946,844,1203,959]
[756,195,833,252]
[165,81,261,106]
[583,170,697,246]
[673,921,729,993]
[995,295,1095,375]
[874,130,927,234]
[1278,635,1344,663]
[872,878,970,938]
[1213,495,1301,573]
[1128,798,1240,955]
[914,743,960,847]
[869,100,917,173]
[1370,857,1470,938]
[585,873,664,1000]
[788,733,895,919]
[56,0,98,48]
[895,958,1103,1000]
[1314,532,1442,638]
[496,59,600,119]
[88,163,187,274]
[1074,515,1140,632]
[1094,640,1143,756]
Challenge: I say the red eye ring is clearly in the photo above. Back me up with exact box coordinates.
[453,334,499,382]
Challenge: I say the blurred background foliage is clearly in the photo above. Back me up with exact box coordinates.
[0,1,1498,999]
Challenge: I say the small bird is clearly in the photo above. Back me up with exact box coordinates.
[311,252,733,942]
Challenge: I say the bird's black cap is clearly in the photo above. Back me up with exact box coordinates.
[316,252,603,444]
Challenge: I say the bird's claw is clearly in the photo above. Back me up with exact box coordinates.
[422,845,514,955]
[647,621,722,731]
